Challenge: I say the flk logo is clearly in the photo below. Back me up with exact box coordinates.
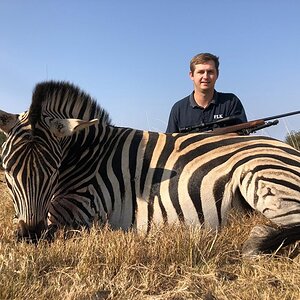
[214,114,223,119]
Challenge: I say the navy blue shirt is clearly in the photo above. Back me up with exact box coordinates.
[166,90,247,133]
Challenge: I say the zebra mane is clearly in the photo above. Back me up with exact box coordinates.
[28,80,112,130]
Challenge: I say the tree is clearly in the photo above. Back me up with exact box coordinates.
[285,130,300,150]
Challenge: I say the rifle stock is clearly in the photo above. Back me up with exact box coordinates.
[205,120,266,135]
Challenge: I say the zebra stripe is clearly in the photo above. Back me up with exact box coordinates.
[0,80,300,255]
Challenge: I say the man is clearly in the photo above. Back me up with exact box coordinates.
[166,53,247,133]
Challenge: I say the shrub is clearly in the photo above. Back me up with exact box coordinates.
[285,130,300,150]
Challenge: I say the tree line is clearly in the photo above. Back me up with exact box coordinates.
[285,130,300,150]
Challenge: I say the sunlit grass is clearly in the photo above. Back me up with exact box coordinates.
[285,129,300,150]
[0,171,300,300]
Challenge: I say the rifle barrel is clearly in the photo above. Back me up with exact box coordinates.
[263,110,300,122]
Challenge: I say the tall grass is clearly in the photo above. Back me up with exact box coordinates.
[0,171,300,300]
[285,130,300,151]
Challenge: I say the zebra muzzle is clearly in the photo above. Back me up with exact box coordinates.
[17,219,48,243]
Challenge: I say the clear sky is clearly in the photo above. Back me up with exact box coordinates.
[0,1,299,141]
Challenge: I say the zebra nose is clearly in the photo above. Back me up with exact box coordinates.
[17,219,47,243]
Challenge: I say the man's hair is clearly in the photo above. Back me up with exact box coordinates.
[190,53,219,75]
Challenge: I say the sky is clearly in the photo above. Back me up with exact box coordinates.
[0,0,299,141]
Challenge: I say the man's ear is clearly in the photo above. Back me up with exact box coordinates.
[47,118,99,138]
[0,110,19,134]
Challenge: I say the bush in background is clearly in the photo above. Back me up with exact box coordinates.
[285,130,300,150]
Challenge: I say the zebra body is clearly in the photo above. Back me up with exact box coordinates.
[1,81,300,255]
[49,127,300,231]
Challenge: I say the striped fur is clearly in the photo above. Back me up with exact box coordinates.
[1,81,300,255]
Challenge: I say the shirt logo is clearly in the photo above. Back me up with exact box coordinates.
[214,114,223,119]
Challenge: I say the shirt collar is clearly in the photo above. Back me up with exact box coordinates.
[189,90,218,108]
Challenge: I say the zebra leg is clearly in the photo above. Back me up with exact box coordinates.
[242,224,300,257]
[239,165,300,256]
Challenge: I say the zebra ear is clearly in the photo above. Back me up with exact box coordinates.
[0,110,19,134]
[47,118,99,138]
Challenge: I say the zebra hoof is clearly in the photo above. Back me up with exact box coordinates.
[242,224,277,257]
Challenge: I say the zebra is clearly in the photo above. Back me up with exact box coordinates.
[0,81,300,256]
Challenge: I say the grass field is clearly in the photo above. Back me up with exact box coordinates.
[0,170,300,300]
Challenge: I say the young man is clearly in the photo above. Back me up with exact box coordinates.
[166,53,247,133]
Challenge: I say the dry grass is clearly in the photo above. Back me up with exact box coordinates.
[0,171,300,300]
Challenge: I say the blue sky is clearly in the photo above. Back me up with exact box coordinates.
[0,1,299,141]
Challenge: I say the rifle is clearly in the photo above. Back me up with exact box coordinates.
[179,115,241,133]
[179,110,300,135]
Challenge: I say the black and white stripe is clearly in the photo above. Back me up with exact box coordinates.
[1,81,300,255]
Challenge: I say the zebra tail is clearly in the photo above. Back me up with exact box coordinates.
[242,224,300,256]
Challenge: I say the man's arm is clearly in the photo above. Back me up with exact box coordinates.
[166,106,179,133]
[228,96,247,123]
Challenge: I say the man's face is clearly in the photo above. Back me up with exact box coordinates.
[189,60,218,92]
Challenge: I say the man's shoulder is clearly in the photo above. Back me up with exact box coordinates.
[216,91,240,103]
[175,94,190,104]
[172,95,190,109]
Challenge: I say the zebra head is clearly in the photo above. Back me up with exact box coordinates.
[0,108,98,242]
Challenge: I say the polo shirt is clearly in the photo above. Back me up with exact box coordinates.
[166,90,247,133]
